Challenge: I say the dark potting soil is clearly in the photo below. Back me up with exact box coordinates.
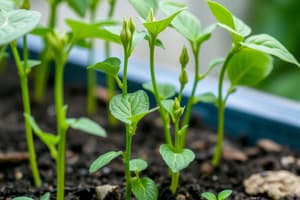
[0,65,300,200]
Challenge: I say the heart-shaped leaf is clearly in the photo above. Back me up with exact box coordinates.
[201,192,216,200]
[159,144,195,173]
[227,48,273,86]
[241,34,300,67]
[160,1,201,42]
[65,19,120,44]
[218,190,232,200]
[129,0,158,20]
[89,151,123,174]
[109,90,150,124]
[67,0,89,17]
[194,92,217,105]
[131,177,158,200]
[130,159,148,172]
[88,57,121,76]
[143,9,184,37]
[143,82,176,100]
[0,9,41,46]
[66,118,106,137]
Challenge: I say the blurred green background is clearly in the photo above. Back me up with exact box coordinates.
[249,0,300,101]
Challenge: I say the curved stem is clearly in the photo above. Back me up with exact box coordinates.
[149,38,173,147]
[11,42,42,187]
[212,52,235,167]
[54,56,67,200]
[181,45,200,147]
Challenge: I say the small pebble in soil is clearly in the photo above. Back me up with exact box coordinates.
[257,139,282,152]
[281,156,295,167]
[14,170,22,180]
[199,161,214,175]
[244,170,300,200]
[95,185,119,200]
[176,194,186,200]
[222,146,248,162]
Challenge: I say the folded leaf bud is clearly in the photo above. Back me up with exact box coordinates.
[180,46,189,68]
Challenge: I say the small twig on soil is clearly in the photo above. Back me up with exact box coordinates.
[0,152,29,164]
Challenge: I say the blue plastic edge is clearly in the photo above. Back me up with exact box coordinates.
[16,36,300,149]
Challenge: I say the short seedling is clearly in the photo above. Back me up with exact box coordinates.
[201,190,232,200]
[13,192,50,200]
[206,0,300,167]
[89,18,158,200]
[0,5,42,187]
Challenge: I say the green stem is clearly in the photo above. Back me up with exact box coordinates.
[212,51,235,167]
[54,56,67,200]
[87,10,97,115]
[170,119,181,193]
[124,125,132,200]
[11,42,42,187]
[33,2,58,102]
[170,172,179,194]
[149,38,173,147]
[181,45,200,147]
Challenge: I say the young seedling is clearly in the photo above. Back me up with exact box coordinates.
[201,190,232,200]
[13,192,50,200]
[206,0,300,167]
[89,19,158,200]
[0,5,42,187]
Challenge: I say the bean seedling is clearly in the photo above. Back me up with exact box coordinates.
[201,190,232,200]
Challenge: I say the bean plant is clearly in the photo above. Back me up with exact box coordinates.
[0,3,42,187]
[88,19,158,200]
[201,190,232,200]
[205,0,300,166]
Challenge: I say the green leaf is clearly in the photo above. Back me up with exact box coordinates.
[129,0,158,19]
[67,0,89,17]
[21,59,41,74]
[159,144,195,173]
[143,82,176,100]
[66,117,106,137]
[160,1,201,42]
[30,26,52,37]
[161,99,175,121]
[227,48,273,86]
[0,9,41,46]
[131,177,158,200]
[40,192,50,200]
[13,197,34,200]
[89,151,122,174]
[88,57,121,76]
[201,192,216,200]
[194,92,217,105]
[0,0,14,11]
[130,159,148,172]
[241,34,300,67]
[65,19,120,43]
[218,190,232,200]
[143,9,184,37]
[109,90,150,124]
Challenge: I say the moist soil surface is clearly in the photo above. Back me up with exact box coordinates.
[1,65,300,200]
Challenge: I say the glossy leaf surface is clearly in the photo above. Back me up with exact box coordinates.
[66,118,106,137]
[131,177,158,200]
[159,144,195,173]
[89,151,122,174]
[129,159,148,172]
[88,57,121,76]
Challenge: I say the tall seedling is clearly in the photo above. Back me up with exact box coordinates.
[206,0,300,167]
[89,19,158,200]
[0,5,42,186]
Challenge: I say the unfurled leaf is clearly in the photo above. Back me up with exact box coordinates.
[143,9,184,37]
[12,197,33,200]
[218,190,232,200]
[65,19,120,43]
[227,48,273,86]
[129,0,158,19]
[109,90,150,124]
[159,144,195,173]
[131,177,158,200]
[66,117,106,137]
[67,0,89,17]
[201,192,216,200]
[160,1,201,42]
[89,151,122,174]
[0,0,14,11]
[194,92,217,105]
[0,9,41,45]
[88,57,121,76]
[242,34,300,67]
[143,82,176,100]
[130,159,148,172]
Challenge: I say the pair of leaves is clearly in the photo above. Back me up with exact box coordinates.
[159,144,195,173]
[143,82,176,100]
[0,9,41,46]
[109,90,152,125]
[201,190,232,200]
[13,192,50,200]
